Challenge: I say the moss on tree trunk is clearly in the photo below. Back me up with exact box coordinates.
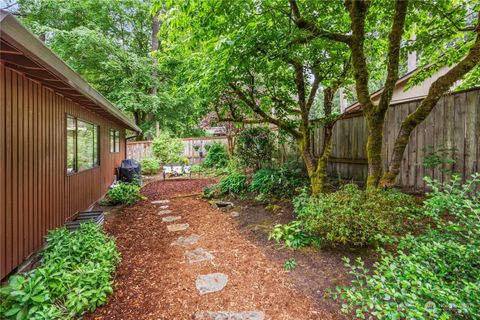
[381,21,480,187]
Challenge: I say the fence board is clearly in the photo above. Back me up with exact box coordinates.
[127,136,230,164]
[300,88,480,190]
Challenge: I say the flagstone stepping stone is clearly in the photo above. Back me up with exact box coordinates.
[151,200,170,204]
[158,210,173,215]
[159,205,169,209]
[230,211,240,218]
[167,223,189,232]
[194,311,265,320]
[171,234,200,246]
[211,200,234,210]
[185,248,214,264]
[195,273,228,295]
[162,216,181,222]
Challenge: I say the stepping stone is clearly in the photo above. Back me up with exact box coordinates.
[194,311,265,320]
[195,273,228,295]
[151,200,170,204]
[158,210,173,215]
[159,205,169,209]
[167,223,189,232]
[230,211,240,218]
[211,200,234,210]
[185,248,214,264]
[171,234,200,246]
[162,215,181,222]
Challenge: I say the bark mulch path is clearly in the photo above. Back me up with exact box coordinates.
[88,179,333,320]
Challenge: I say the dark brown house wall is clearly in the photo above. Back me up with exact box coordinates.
[0,63,127,279]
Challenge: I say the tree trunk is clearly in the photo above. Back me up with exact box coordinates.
[365,111,384,188]
[150,12,160,136]
[134,110,146,141]
[380,23,480,187]
[226,135,235,159]
[315,123,334,193]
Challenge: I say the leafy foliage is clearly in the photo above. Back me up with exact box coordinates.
[0,223,120,319]
[283,259,298,271]
[107,182,142,205]
[236,127,275,170]
[422,145,457,174]
[201,184,219,199]
[269,221,318,249]
[14,0,206,138]
[292,185,417,247]
[202,142,229,168]
[331,174,480,319]
[140,158,161,175]
[249,161,308,198]
[218,171,248,195]
[151,133,184,164]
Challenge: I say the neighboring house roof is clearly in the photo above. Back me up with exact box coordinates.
[345,64,455,113]
[0,10,141,132]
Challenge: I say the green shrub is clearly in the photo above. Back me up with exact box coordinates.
[202,142,228,168]
[293,184,417,247]
[269,221,318,248]
[218,171,247,195]
[107,182,142,205]
[140,158,161,175]
[201,184,219,199]
[151,132,184,163]
[0,223,120,319]
[249,161,307,198]
[332,174,480,319]
[236,127,275,170]
[191,165,202,173]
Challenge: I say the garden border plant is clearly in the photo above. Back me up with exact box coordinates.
[330,174,480,319]
[0,223,120,319]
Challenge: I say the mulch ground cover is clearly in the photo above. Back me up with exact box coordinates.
[232,198,378,320]
[87,179,332,320]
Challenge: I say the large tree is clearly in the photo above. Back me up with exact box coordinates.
[13,0,205,138]
[290,0,480,188]
[158,0,352,194]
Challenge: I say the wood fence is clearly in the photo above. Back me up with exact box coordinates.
[127,136,229,164]
[311,88,479,190]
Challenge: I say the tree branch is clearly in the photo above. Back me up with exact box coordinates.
[229,82,302,138]
[289,0,351,44]
[381,10,480,186]
[377,0,409,114]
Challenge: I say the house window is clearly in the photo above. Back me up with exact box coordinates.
[110,129,120,153]
[66,115,99,174]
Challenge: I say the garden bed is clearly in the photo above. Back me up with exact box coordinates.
[231,197,378,319]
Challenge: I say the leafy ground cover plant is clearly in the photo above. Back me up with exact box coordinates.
[201,184,219,199]
[0,223,120,319]
[140,158,161,175]
[283,258,298,270]
[293,184,417,247]
[331,174,480,319]
[218,171,247,195]
[107,181,142,205]
[249,161,307,198]
[269,221,318,249]
[202,142,229,168]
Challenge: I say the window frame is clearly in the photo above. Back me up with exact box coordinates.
[66,114,100,175]
[110,128,120,153]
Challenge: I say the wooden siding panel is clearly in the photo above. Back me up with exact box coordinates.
[1,65,129,279]
[0,63,5,277]
[6,68,14,273]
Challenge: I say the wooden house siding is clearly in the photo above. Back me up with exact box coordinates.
[0,64,127,279]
